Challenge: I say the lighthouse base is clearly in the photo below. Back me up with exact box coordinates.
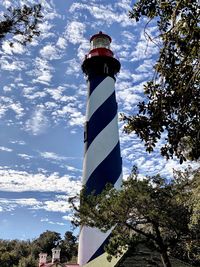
[82,252,124,267]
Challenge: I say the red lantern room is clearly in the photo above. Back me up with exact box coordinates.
[82,31,120,77]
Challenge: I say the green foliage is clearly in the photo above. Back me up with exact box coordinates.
[0,4,43,45]
[0,240,30,267]
[70,167,200,266]
[190,170,200,225]
[18,255,37,267]
[60,231,78,262]
[0,231,77,266]
[122,0,200,162]
[32,230,61,257]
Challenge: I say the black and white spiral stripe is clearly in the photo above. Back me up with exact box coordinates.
[78,75,122,266]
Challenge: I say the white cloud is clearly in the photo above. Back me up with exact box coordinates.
[118,68,132,80]
[1,41,15,55]
[39,152,81,172]
[136,59,155,73]
[10,140,26,145]
[24,91,47,100]
[25,106,49,135]
[65,21,86,45]
[18,154,33,160]
[77,40,90,61]
[2,0,11,8]
[1,58,26,71]
[3,85,12,92]
[31,57,53,85]
[46,86,64,101]
[40,151,68,161]
[69,3,133,27]
[56,37,67,49]
[41,217,66,226]
[44,101,58,109]
[65,58,80,76]
[0,169,81,193]
[15,198,41,207]
[69,112,85,127]
[131,73,150,83]
[52,104,84,127]
[62,214,73,222]
[2,41,25,55]
[38,21,55,39]
[0,146,13,152]
[42,200,71,213]
[34,73,52,84]
[40,44,61,60]
[0,97,24,119]
[9,102,24,118]
[0,197,72,214]
[115,0,132,11]
[66,165,80,172]
[121,31,135,42]
[116,81,144,111]
[130,32,159,62]
[41,218,49,222]
[0,199,17,212]
[119,130,195,180]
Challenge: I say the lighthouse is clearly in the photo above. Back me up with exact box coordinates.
[78,32,122,266]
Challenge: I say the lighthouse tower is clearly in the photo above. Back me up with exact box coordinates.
[78,32,122,266]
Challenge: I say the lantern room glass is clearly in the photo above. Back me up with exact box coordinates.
[91,36,110,50]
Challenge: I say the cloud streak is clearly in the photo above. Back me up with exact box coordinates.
[25,106,49,135]
[0,169,81,193]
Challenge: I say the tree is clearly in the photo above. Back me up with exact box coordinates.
[18,255,37,267]
[0,4,43,46]
[190,169,200,225]
[60,231,78,262]
[32,230,61,257]
[0,230,78,266]
[122,0,200,163]
[70,167,200,267]
[0,239,31,267]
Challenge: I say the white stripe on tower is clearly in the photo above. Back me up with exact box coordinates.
[86,77,115,120]
[83,114,119,185]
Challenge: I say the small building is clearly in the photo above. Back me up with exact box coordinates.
[38,247,79,267]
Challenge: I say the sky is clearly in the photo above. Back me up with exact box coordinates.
[0,0,194,241]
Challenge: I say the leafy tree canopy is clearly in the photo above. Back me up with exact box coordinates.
[190,169,200,225]
[70,167,200,267]
[18,255,37,267]
[60,231,78,262]
[0,230,78,266]
[33,230,61,257]
[122,0,200,163]
[0,4,43,46]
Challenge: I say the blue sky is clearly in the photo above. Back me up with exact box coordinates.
[0,0,193,240]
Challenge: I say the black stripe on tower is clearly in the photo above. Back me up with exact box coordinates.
[85,92,117,150]
[88,75,109,95]
[85,142,122,195]
[89,235,110,263]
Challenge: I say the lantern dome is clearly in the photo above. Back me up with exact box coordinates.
[82,31,120,77]
[90,31,111,50]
